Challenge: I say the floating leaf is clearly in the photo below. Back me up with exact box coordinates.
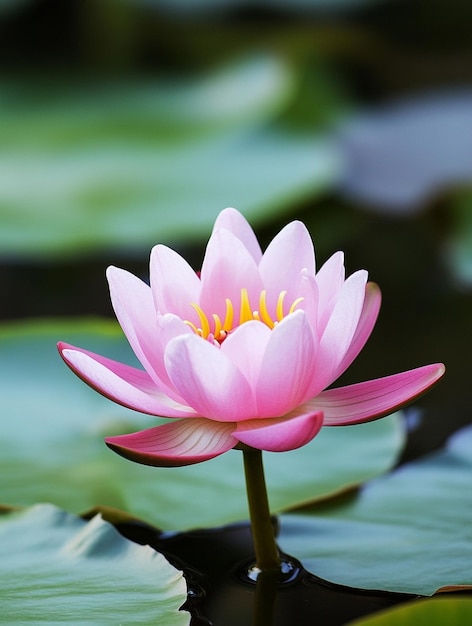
[0,319,404,530]
[346,597,472,626]
[444,190,472,288]
[0,56,340,258]
[338,91,472,211]
[280,426,472,595]
[0,56,293,148]
[0,504,189,625]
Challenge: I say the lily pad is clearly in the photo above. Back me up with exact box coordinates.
[0,56,293,148]
[0,56,340,258]
[337,90,472,212]
[0,503,189,625]
[346,597,472,626]
[280,425,472,595]
[445,190,472,288]
[0,319,404,530]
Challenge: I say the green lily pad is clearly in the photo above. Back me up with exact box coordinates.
[0,503,189,625]
[346,597,472,626]
[0,319,404,530]
[445,190,472,288]
[0,56,293,148]
[279,426,472,595]
[0,56,340,258]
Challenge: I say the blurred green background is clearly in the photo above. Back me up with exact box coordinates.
[0,0,471,460]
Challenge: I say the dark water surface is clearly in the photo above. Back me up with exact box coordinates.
[113,515,418,626]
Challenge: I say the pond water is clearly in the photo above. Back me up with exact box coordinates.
[116,514,418,626]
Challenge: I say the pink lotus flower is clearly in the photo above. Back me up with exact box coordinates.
[58,208,444,467]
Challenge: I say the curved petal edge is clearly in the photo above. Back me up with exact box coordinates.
[58,342,195,418]
[235,410,324,452]
[312,363,446,426]
[106,418,238,467]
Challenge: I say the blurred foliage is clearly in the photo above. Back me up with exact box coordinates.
[337,90,472,210]
[445,188,472,287]
[0,0,470,272]
[138,0,387,15]
[0,55,341,257]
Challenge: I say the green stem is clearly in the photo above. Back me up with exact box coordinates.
[242,447,280,572]
[253,568,279,626]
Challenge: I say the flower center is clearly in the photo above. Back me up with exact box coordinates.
[184,289,304,344]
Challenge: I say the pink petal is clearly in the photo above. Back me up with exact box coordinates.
[312,269,368,394]
[309,363,446,425]
[58,343,196,418]
[220,320,271,388]
[315,251,346,333]
[153,314,194,393]
[150,244,201,323]
[331,281,382,380]
[106,418,238,467]
[294,270,319,330]
[255,310,317,417]
[165,334,257,421]
[106,266,163,386]
[234,409,324,452]
[259,221,316,313]
[212,207,262,263]
[199,228,263,324]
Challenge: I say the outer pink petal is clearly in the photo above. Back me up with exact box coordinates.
[256,310,317,417]
[106,266,163,386]
[199,228,263,324]
[331,281,382,380]
[307,363,446,426]
[259,221,316,313]
[212,207,262,263]
[165,334,257,422]
[58,343,196,418]
[106,418,238,467]
[234,409,323,452]
[312,269,368,394]
[150,244,201,322]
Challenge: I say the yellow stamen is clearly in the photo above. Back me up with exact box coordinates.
[257,290,275,328]
[223,298,234,331]
[184,319,199,334]
[212,313,222,339]
[239,288,253,325]
[190,303,210,338]
[289,296,304,314]
[184,289,305,341]
[276,290,287,321]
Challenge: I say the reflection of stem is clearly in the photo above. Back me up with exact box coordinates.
[253,568,279,626]
[242,447,280,572]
